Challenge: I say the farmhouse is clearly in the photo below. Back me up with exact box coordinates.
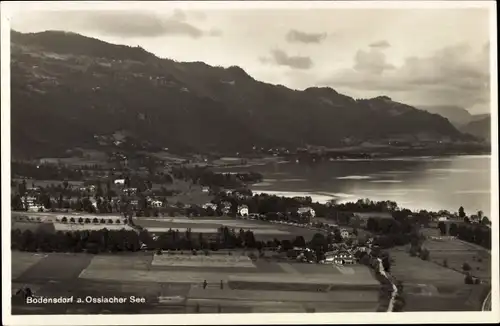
[122,188,137,195]
[340,229,350,239]
[27,204,45,212]
[114,179,125,186]
[238,205,249,216]
[201,186,210,193]
[297,206,316,218]
[333,250,355,265]
[150,200,163,208]
[202,203,218,211]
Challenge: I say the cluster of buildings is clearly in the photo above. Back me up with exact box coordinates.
[292,238,374,266]
[201,202,249,216]
[201,199,317,221]
[21,195,44,212]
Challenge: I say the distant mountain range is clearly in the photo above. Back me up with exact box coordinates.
[417,105,490,141]
[416,105,474,127]
[11,30,477,158]
[460,116,491,141]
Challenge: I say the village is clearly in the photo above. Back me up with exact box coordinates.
[10,157,492,314]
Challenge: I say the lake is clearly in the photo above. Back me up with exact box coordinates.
[217,155,492,217]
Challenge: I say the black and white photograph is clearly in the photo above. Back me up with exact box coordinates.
[1,1,498,325]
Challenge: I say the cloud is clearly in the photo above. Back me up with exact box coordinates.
[260,49,313,70]
[354,48,395,75]
[323,43,490,110]
[369,40,391,49]
[286,29,327,44]
[17,10,221,39]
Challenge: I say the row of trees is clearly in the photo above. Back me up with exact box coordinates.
[14,215,125,225]
[11,226,326,254]
[437,221,491,250]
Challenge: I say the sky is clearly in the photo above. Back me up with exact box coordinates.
[9,3,493,114]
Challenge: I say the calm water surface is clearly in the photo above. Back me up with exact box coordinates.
[218,155,492,217]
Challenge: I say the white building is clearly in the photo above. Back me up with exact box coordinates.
[114,179,125,185]
[27,205,45,212]
[333,250,355,265]
[22,196,39,211]
[202,203,218,211]
[150,200,163,208]
[340,229,350,239]
[122,188,137,195]
[201,186,210,193]
[297,206,316,218]
[238,205,249,216]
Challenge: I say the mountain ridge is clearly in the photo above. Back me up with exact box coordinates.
[11,30,475,158]
[416,105,473,128]
[460,116,491,141]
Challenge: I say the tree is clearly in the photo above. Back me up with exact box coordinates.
[381,253,391,272]
[69,217,75,223]
[464,273,474,284]
[481,216,491,226]
[333,228,343,243]
[367,218,378,232]
[11,194,24,211]
[61,216,68,223]
[437,221,447,236]
[58,193,64,209]
[292,236,306,248]
[78,217,84,224]
[409,246,418,257]
[19,179,27,196]
[420,248,430,261]
[449,223,458,236]
[458,206,465,218]
[462,262,471,272]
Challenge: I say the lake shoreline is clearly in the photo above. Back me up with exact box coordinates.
[235,155,491,217]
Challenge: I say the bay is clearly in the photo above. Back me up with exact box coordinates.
[217,155,492,218]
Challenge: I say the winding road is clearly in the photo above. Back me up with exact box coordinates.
[482,290,491,311]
